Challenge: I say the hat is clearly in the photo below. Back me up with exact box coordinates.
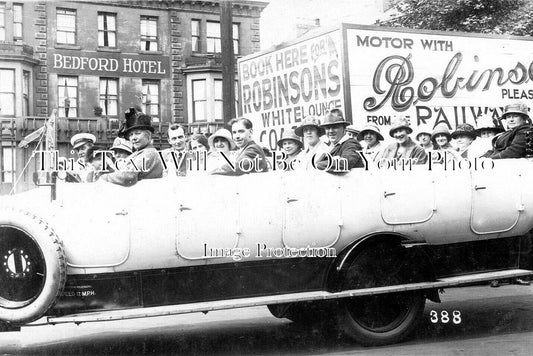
[70,133,96,149]
[110,137,133,154]
[389,117,412,137]
[208,128,236,150]
[346,125,360,135]
[295,116,325,136]
[122,108,154,135]
[502,102,530,120]
[431,124,452,143]
[451,123,477,140]
[320,111,350,128]
[277,129,303,149]
[357,123,384,141]
[475,113,504,135]
[415,124,432,141]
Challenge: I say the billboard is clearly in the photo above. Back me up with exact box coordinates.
[346,26,533,131]
[238,29,344,150]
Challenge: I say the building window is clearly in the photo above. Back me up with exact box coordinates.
[23,71,30,116]
[142,80,159,120]
[0,69,15,116]
[57,8,76,45]
[214,79,222,121]
[58,76,78,118]
[99,78,118,117]
[13,3,22,39]
[0,3,5,41]
[206,21,220,53]
[191,19,200,52]
[192,79,206,121]
[98,13,116,47]
[206,21,239,54]
[140,16,158,51]
[233,23,239,55]
[1,145,14,184]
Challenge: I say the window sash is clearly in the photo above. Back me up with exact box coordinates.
[99,78,118,116]
[58,76,78,118]
[57,9,76,44]
[191,20,200,51]
[2,146,15,183]
[142,81,160,118]
[140,17,158,51]
[0,4,5,41]
[13,4,22,38]
[98,13,116,47]
[0,69,14,116]
[192,79,207,122]
[23,71,29,116]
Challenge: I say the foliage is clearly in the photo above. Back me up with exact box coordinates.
[377,0,533,35]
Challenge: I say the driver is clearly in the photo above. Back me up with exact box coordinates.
[99,108,163,186]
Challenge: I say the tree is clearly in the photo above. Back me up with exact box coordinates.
[377,0,533,35]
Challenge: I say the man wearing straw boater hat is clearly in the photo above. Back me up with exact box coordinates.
[314,109,364,172]
[99,108,163,186]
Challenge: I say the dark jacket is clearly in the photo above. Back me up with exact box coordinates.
[215,140,268,176]
[315,136,364,173]
[484,124,531,159]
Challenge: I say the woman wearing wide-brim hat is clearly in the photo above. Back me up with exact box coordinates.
[483,102,532,159]
[451,123,476,158]
[378,117,427,165]
[415,124,433,152]
[207,128,237,174]
[357,123,384,162]
[431,124,461,162]
[468,113,504,158]
[294,116,329,170]
[277,129,303,170]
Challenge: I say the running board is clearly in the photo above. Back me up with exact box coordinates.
[42,269,532,325]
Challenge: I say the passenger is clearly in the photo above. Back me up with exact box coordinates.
[99,108,163,186]
[378,117,428,165]
[451,124,476,158]
[213,117,268,175]
[276,129,303,170]
[415,124,433,152]
[69,132,96,182]
[188,133,209,174]
[468,114,505,158]
[294,116,329,170]
[207,128,236,173]
[430,124,461,163]
[483,103,532,159]
[357,123,384,162]
[161,123,188,176]
[345,125,359,139]
[314,110,364,172]
[84,146,109,182]
[110,137,133,160]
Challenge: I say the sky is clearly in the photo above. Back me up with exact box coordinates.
[259,0,393,50]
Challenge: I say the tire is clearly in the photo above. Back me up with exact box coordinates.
[0,209,66,324]
[337,292,425,346]
[334,239,426,346]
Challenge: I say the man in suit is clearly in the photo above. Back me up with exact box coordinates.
[213,117,268,175]
[314,109,364,173]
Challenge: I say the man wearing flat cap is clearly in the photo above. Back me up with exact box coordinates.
[314,109,364,173]
[99,108,163,186]
[483,102,532,159]
[70,132,96,182]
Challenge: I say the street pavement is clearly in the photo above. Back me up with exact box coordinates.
[1,284,533,355]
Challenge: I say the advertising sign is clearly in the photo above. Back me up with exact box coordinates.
[238,29,344,150]
[346,26,533,131]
